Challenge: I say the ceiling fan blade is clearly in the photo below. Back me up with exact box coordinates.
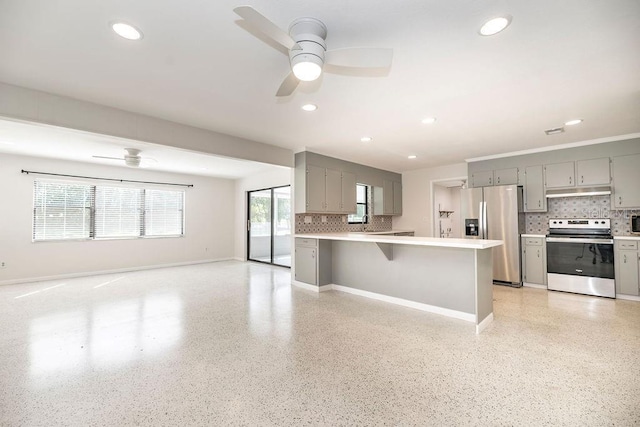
[92,156,123,161]
[233,6,300,51]
[276,72,300,97]
[325,47,393,69]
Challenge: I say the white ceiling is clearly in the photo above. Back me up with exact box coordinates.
[0,0,639,173]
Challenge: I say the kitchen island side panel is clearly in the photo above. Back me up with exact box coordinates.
[475,248,494,323]
[330,241,476,314]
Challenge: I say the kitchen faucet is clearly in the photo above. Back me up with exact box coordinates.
[361,214,369,232]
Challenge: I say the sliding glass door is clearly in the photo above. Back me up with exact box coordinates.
[247,185,291,267]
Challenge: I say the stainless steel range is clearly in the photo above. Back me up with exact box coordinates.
[546,219,615,298]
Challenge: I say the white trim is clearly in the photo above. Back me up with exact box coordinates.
[522,282,547,290]
[291,280,332,292]
[465,133,640,163]
[616,294,640,302]
[476,313,494,334]
[0,258,232,286]
[331,284,476,322]
[233,257,245,261]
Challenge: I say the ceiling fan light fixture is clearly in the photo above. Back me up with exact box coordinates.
[292,57,323,82]
[111,22,143,40]
[479,15,512,36]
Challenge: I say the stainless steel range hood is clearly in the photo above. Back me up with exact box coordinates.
[545,186,612,198]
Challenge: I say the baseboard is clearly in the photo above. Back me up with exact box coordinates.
[476,313,494,334]
[331,285,476,323]
[616,294,640,302]
[522,282,547,290]
[291,280,332,292]
[233,257,245,261]
[0,258,233,286]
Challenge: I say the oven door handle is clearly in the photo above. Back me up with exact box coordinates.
[545,237,613,244]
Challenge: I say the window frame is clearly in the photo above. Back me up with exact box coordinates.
[348,184,369,224]
[32,180,186,242]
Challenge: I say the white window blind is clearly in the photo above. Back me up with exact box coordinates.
[33,182,93,241]
[144,189,185,236]
[95,186,143,238]
[33,180,185,242]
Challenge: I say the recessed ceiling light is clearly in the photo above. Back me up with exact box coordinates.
[360,136,372,142]
[111,22,143,40]
[421,117,437,125]
[564,119,583,126]
[302,104,318,112]
[479,15,512,36]
[408,155,417,159]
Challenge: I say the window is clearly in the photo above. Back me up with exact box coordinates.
[348,184,368,224]
[33,182,94,240]
[33,180,185,241]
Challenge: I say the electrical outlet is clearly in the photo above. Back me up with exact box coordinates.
[304,216,312,224]
[321,215,327,223]
[382,217,385,223]
[0,261,6,269]
[342,216,346,223]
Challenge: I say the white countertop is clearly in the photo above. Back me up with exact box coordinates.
[614,235,640,240]
[521,234,546,238]
[348,229,414,235]
[295,233,503,249]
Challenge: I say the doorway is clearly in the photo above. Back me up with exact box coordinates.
[431,178,466,238]
[247,185,291,267]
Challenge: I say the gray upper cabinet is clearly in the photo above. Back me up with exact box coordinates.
[524,165,546,212]
[306,164,326,212]
[393,181,402,215]
[374,180,403,215]
[494,168,519,186]
[544,162,575,188]
[341,171,357,213]
[472,170,493,187]
[324,168,342,212]
[576,157,610,186]
[612,154,640,208]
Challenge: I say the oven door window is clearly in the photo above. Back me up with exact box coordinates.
[547,242,614,279]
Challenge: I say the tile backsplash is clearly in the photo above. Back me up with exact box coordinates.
[525,195,638,235]
[295,213,392,233]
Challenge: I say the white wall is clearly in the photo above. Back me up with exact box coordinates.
[394,163,467,237]
[233,166,292,260]
[0,153,236,284]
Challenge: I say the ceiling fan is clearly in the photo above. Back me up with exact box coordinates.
[233,6,393,97]
[93,148,156,168]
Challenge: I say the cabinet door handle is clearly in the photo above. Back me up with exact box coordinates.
[497,177,500,184]
[581,175,584,184]
[619,196,622,206]
[538,200,541,208]
[624,254,627,263]
[569,176,572,185]
[537,249,540,258]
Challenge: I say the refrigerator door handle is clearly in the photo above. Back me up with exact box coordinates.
[478,201,485,239]
[480,201,488,239]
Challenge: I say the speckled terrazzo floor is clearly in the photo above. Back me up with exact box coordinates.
[1,261,639,426]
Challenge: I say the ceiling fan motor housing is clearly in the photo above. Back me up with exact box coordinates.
[288,18,328,80]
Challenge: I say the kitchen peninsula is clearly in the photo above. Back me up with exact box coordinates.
[294,233,503,333]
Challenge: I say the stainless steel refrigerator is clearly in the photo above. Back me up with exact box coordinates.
[460,184,524,286]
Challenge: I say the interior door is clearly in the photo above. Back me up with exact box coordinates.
[248,186,291,267]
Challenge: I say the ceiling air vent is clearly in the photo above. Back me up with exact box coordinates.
[545,127,565,135]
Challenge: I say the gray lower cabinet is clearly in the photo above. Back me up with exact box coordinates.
[524,165,546,212]
[294,238,332,286]
[521,236,546,285]
[612,154,640,208]
[614,240,639,296]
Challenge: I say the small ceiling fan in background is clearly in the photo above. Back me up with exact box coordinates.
[92,148,156,168]
[233,6,394,97]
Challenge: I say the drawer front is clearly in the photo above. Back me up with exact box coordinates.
[616,241,638,250]
[295,237,318,247]
[525,238,543,246]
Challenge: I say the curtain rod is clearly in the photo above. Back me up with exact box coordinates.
[21,169,193,188]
